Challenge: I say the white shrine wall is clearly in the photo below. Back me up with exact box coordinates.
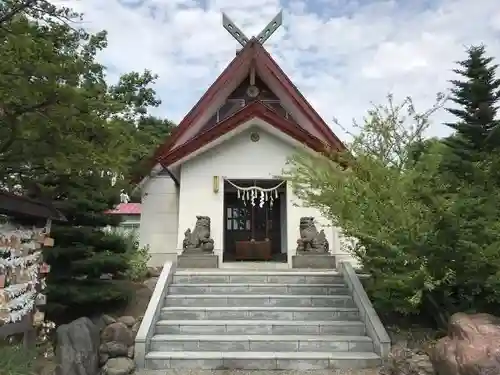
[174,120,356,267]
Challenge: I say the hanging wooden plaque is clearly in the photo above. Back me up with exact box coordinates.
[43,237,54,247]
[40,263,50,274]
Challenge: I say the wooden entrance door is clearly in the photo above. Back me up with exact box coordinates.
[223,192,282,261]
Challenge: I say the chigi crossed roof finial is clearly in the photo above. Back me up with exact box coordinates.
[222,10,283,47]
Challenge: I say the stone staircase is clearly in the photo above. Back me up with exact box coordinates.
[135,265,390,371]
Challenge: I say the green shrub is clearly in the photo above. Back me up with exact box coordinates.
[124,243,151,281]
[109,228,151,281]
[286,89,500,326]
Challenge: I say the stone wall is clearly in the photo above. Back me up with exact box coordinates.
[99,315,141,375]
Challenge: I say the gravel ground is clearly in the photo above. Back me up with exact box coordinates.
[138,369,381,375]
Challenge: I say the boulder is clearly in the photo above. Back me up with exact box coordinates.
[101,322,133,346]
[55,317,100,375]
[117,316,136,328]
[91,314,115,332]
[102,315,117,325]
[430,312,500,375]
[99,353,109,367]
[101,341,129,358]
[131,321,141,339]
[102,357,135,375]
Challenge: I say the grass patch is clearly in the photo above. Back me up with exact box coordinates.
[0,343,37,375]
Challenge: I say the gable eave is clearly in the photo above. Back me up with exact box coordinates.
[158,101,331,167]
[254,44,346,151]
[150,42,259,161]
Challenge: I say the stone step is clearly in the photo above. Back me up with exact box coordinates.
[144,351,381,370]
[155,319,366,335]
[173,270,344,285]
[168,283,350,295]
[164,294,355,308]
[149,334,374,352]
[159,306,360,321]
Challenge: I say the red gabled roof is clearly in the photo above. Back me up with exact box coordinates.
[158,101,334,166]
[140,39,346,181]
[149,43,256,167]
[105,203,141,215]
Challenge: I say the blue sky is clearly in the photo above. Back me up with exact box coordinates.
[54,0,500,141]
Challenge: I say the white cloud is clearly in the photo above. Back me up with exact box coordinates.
[53,0,500,142]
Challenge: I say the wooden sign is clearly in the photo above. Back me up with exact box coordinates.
[33,310,45,326]
[9,235,20,249]
[35,294,46,306]
[0,196,62,347]
[40,263,50,274]
[43,237,54,247]
[15,267,31,284]
[36,233,45,243]
[0,308,9,323]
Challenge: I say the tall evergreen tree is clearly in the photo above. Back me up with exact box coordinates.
[444,45,500,160]
[42,173,131,324]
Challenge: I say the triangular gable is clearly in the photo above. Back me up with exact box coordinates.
[158,101,330,166]
[150,39,346,171]
[200,73,300,134]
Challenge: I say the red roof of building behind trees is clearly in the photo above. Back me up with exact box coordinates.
[105,203,141,215]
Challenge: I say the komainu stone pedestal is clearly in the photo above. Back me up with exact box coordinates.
[292,254,336,269]
[177,254,219,269]
[293,216,334,269]
[178,215,218,268]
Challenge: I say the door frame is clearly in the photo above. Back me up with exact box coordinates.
[222,179,286,263]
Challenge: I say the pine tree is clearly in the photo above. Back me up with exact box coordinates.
[444,45,500,160]
[41,173,132,324]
